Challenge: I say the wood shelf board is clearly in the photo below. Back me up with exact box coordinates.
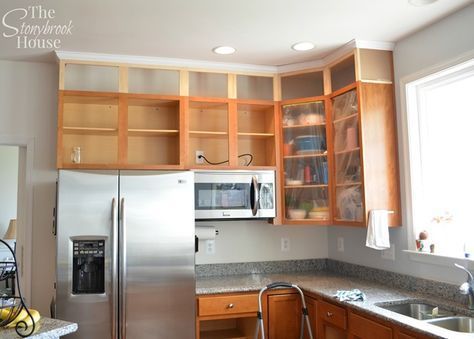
[237,132,274,138]
[334,147,360,156]
[282,123,326,129]
[283,152,327,159]
[190,130,228,137]
[200,328,247,339]
[332,113,358,124]
[284,218,330,223]
[128,129,179,136]
[284,184,328,189]
[63,127,118,135]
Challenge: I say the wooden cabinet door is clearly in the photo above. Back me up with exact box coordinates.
[304,295,317,339]
[348,312,392,339]
[317,300,347,339]
[268,293,302,339]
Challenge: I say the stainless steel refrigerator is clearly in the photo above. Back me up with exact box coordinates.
[56,170,195,339]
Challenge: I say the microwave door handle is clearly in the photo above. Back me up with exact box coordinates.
[251,176,260,216]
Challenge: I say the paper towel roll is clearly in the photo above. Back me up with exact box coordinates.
[196,226,217,240]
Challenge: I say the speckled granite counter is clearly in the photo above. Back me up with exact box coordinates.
[197,271,474,339]
[0,317,77,338]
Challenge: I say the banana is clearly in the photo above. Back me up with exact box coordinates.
[16,309,41,329]
[5,308,41,328]
[5,309,28,328]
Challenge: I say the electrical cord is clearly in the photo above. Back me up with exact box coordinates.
[199,153,254,166]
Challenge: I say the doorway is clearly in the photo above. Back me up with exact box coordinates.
[0,138,34,303]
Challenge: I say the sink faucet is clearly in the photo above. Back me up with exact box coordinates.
[455,263,474,310]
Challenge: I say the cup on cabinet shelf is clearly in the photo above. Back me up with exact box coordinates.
[71,146,81,164]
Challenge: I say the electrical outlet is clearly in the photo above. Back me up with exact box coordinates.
[196,150,204,164]
[337,237,344,252]
[281,238,290,252]
[205,240,215,254]
[381,244,395,260]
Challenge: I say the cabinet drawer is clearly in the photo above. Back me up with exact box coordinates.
[349,312,392,339]
[318,300,347,329]
[198,294,258,317]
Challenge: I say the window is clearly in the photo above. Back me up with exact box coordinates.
[406,58,474,258]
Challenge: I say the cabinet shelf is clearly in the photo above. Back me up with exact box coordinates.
[283,152,327,160]
[237,132,274,138]
[200,328,248,339]
[334,147,360,156]
[128,129,179,136]
[63,127,117,135]
[189,130,228,138]
[285,184,328,189]
[333,113,358,124]
[282,123,326,129]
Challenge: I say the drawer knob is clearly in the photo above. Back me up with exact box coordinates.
[326,312,333,317]
[227,303,234,309]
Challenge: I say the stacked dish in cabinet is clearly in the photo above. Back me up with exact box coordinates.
[281,100,330,222]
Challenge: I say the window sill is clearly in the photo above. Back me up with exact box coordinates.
[404,250,474,269]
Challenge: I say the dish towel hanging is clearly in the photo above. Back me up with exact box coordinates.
[365,210,390,250]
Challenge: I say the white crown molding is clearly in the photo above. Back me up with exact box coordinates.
[55,50,278,74]
[55,39,395,75]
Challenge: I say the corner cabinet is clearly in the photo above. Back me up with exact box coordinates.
[279,49,401,227]
[330,82,400,227]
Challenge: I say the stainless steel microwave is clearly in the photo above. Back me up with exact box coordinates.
[194,170,276,220]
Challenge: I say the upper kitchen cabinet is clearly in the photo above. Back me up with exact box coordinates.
[58,62,185,169]
[280,99,331,224]
[328,51,400,227]
[186,72,278,169]
[58,91,120,167]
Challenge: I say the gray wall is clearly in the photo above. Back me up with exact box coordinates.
[0,145,19,237]
[196,220,328,264]
[328,4,474,285]
[0,60,58,314]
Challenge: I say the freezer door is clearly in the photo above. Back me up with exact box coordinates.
[119,171,195,339]
[56,170,119,339]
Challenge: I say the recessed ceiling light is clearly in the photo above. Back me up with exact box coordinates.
[408,0,438,6]
[291,42,315,51]
[212,46,236,55]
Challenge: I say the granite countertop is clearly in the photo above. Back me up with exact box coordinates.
[196,271,474,339]
[0,317,77,338]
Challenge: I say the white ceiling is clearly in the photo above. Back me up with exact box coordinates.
[0,0,471,65]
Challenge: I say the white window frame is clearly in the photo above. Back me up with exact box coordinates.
[399,51,474,268]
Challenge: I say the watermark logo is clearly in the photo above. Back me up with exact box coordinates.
[2,5,73,49]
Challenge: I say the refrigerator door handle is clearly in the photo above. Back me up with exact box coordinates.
[251,176,260,216]
[111,198,118,339]
[119,198,127,339]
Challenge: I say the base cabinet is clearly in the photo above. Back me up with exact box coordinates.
[197,293,259,339]
[317,300,347,339]
[348,311,392,339]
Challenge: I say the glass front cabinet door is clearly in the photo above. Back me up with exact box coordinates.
[281,99,331,224]
[331,88,364,223]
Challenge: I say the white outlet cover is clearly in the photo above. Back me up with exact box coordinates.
[337,237,344,252]
[205,239,215,254]
[381,244,395,260]
[281,237,290,252]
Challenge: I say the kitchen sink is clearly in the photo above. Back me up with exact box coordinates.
[378,302,455,320]
[426,316,474,333]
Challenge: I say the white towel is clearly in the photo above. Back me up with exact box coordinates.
[365,210,390,250]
